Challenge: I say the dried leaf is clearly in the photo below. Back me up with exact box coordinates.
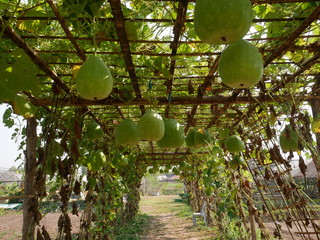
[273,228,282,238]
[264,168,272,181]
[276,176,284,187]
[42,226,51,240]
[283,185,292,199]
[262,205,268,215]
[37,228,44,240]
[298,156,307,178]
[188,80,194,94]
[285,216,293,228]
[266,123,274,139]
[33,207,42,224]
[73,180,81,195]
[74,117,82,139]
[64,214,72,236]
[72,201,79,216]
[305,216,310,226]
[58,215,64,230]
[210,104,218,114]
[270,145,290,168]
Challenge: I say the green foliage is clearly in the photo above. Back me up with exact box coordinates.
[0,49,39,118]
[112,214,151,240]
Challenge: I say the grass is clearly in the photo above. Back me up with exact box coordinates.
[139,195,216,239]
[139,196,192,215]
[0,208,5,216]
[139,195,209,227]
[113,214,151,240]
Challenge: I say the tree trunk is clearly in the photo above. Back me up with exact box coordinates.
[22,117,37,240]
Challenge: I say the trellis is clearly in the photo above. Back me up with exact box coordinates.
[1,0,320,239]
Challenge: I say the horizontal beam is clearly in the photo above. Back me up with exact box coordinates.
[29,94,320,107]
[1,16,307,23]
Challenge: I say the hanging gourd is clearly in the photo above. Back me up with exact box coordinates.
[218,39,263,88]
[225,136,245,153]
[186,129,197,148]
[194,128,212,147]
[76,56,113,100]
[194,0,253,44]
[137,109,165,141]
[115,119,140,146]
[84,122,104,140]
[157,119,185,149]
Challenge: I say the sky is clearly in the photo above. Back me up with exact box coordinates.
[0,104,23,170]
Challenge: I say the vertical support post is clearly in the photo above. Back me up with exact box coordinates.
[22,117,37,240]
[249,205,257,240]
[310,74,320,171]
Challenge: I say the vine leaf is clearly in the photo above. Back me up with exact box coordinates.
[12,95,38,118]
[298,156,307,178]
[0,48,40,97]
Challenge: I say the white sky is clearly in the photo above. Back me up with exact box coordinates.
[0,104,23,169]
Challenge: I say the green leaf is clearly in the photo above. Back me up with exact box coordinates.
[0,48,40,97]
[2,107,14,128]
[12,95,37,118]
[0,81,15,101]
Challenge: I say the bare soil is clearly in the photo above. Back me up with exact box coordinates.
[0,212,80,240]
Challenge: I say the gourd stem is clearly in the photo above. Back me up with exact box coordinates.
[93,17,97,56]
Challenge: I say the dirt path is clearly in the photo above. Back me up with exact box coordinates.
[140,195,215,240]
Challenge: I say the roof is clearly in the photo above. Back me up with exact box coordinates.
[0,171,23,183]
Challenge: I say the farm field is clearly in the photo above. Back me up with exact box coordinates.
[0,196,320,239]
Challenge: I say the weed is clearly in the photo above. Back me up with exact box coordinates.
[112,214,151,240]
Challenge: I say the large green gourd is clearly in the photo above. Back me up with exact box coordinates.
[115,119,140,146]
[194,129,211,147]
[76,56,113,100]
[194,0,253,44]
[137,109,165,141]
[85,122,104,140]
[218,39,263,88]
[226,136,245,153]
[157,119,185,149]
[186,129,197,148]
[280,125,299,152]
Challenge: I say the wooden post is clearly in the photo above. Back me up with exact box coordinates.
[22,117,37,240]
[310,74,320,170]
[249,203,257,240]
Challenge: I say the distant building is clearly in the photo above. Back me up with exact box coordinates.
[160,174,180,182]
[0,171,23,185]
[291,161,318,178]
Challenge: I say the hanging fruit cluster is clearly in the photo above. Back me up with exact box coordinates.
[194,0,264,88]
